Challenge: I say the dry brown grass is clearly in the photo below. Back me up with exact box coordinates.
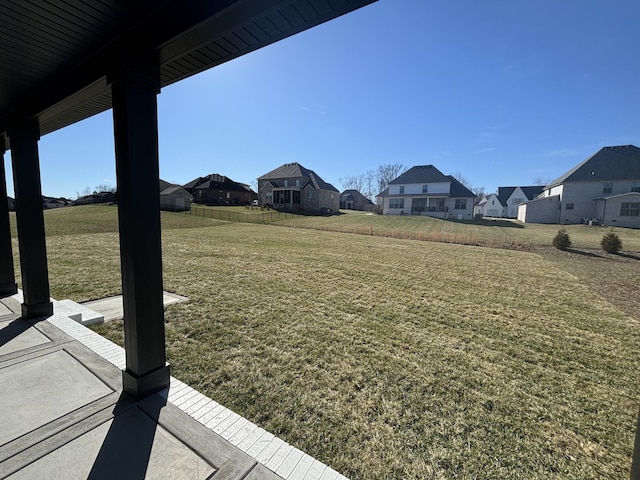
[10,205,640,479]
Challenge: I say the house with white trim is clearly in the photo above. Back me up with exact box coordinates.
[518,145,640,228]
[478,186,543,218]
[376,165,475,219]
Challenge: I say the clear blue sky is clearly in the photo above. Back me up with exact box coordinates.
[4,0,640,199]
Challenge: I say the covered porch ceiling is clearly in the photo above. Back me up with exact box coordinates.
[0,0,375,151]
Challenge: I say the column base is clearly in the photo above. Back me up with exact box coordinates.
[0,282,18,297]
[123,364,171,400]
[22,301,53,319]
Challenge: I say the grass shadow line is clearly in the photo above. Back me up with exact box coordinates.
[565,248,606,258]
[617,252,640,261]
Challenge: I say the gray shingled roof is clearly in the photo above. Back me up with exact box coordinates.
[259,162,338,192]
[378,167,475,198]
[389,165,450,184]
[340,189,374,204]
[496,185,543,205]
[160,185,188,196]
[447,176,476,198]
[548,145,640,187]
[496,187,516,206]
[521,185,545,200]
[183,174,250,193]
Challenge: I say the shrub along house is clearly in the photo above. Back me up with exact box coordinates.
[518,145,640,228]
[183,173,256,205]
[376,165,475,219]
[258,162,339,213]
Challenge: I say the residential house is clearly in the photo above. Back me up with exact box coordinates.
[258,162,339,213]
[183,174,256,205]
[478,186,544,218]
[159,180,192,211]
[42,196,73,209]
[75,191,116,205]
[376,165,475,219]
[518,145,640,228]
[340,189,375,211]
[473,196,487,217]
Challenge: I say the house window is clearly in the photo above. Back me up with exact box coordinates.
[565,203,574,210]
[422,185,428,193]
[603,182,612,194]
[399,186,405,194]
[454,199,467,210]
[284,180,289,187]
[512,198,523,205]
[389,198,404,209]
[295,179,300,187]
[620,202,640,216]
[308,191,313,198]
[631,182,640,192]
[266,192,272,199]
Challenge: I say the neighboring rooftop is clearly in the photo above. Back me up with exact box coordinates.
[388,165,451,185]
[183,174,252,193]
[496,186,544,205]
[447,175,476,198]
[259,163,339,192]
[548,145,640,187]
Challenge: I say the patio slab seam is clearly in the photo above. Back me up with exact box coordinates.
[2,293,347,480]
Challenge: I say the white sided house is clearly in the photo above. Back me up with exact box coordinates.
[479,186,544,218]
[518,145,640,228]
[377,165,475,219]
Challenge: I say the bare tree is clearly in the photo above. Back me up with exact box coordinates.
[339,175,365,193]
[452,171,472,189]
[472,186,486,201]
[363,169,377,201]
[376,163,405,194]
[533,176,551,186]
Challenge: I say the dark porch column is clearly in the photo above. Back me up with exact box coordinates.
[0,139,18,296]
[8,121,53,318]
[109,58,170,399]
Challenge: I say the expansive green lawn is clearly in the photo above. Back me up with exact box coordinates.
[9,205,640,479]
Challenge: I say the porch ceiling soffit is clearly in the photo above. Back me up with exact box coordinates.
[0,0,376,151]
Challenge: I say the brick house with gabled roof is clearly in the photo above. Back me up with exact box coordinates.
[258,162,339,213]
[376,165,475,219]
[518,145,640,227]
[183,174,256,205]
[340,189,375,211]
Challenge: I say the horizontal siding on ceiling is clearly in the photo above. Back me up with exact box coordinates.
[2,0,375,149]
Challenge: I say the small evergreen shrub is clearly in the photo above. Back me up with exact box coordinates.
[552,228,572,251]
[600,230,622,254]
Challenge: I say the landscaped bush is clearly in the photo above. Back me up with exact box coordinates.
[601,230,622,254]
[552,228,572,250]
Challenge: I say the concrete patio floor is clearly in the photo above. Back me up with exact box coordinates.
[0,293,346,480]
